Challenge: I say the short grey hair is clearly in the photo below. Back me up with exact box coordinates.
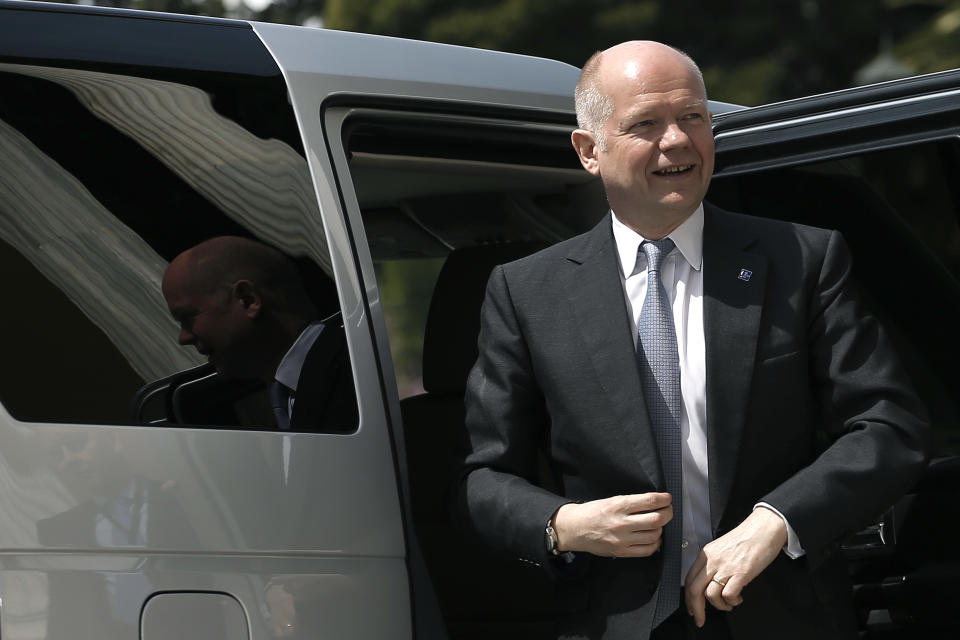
[574,45,706,151]
[574,50,614,150]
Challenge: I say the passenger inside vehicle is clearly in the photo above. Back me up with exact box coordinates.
[142,236,357,432]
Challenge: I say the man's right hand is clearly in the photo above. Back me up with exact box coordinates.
[552,493,673,558]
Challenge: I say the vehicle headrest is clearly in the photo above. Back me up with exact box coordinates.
[422,242,546,394]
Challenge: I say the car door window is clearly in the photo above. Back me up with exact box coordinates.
[0,61,357,432]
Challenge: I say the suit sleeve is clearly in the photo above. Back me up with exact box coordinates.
[761,230,929,566]
[454,265,571,566]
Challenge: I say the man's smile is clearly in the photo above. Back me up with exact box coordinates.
[653,164,694,176]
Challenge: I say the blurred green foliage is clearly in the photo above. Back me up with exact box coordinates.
[895,4,960,73]
[324,0,960,106]
[38,0,960,105]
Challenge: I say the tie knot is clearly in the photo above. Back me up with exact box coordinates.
[641,238,675,272]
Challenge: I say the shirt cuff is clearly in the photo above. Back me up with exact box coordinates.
[754,502,805,559]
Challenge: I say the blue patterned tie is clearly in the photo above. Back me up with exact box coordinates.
[637,238,683,627]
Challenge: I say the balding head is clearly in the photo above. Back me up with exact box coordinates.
[575,41,705,150]
[162,236,318,380]
[570,40,714,237]
[165,236,311,315]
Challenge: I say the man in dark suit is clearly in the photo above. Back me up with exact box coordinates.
[455,41,928,639]
[162,236,356,432]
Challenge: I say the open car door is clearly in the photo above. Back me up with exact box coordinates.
[709,69,960,638]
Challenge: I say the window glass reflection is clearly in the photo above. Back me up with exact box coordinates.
[0,62,356,431]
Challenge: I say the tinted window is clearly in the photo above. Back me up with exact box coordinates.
[0,55,357,432]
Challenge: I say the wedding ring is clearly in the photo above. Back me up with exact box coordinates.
[710,577,727,587]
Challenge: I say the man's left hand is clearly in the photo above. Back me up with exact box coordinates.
[683,506,787,627]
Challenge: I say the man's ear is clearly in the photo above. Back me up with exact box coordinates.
[232,280,262,318]
[571,129,601,176]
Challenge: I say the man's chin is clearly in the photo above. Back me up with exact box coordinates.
[650,195,703,221]
[657,188,703,208]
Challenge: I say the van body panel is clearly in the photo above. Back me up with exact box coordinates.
[252,21,580,114]
[1,553,406,639]
[0,404,409,638]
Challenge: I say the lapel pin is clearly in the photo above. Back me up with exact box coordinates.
[738,268,753,282]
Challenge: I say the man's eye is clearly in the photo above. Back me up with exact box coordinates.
[178,312,198,330]
[683,113,703,121]
[631,120,653,129]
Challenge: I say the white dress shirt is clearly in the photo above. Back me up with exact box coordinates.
[611,206,802,582]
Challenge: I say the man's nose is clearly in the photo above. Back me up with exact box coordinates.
[659,122,690,149]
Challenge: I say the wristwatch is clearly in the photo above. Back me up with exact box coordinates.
[545,519,561,556]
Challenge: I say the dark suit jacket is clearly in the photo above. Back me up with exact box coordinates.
[289,317,358,433]
[456,204,928,640]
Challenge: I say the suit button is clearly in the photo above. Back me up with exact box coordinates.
[681,539,689,549]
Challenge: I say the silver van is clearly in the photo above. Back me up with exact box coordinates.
[0,2,956,639]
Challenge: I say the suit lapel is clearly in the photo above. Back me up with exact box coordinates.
[562,215,664,489]
[290,322,341,430]
[702,204,767,532]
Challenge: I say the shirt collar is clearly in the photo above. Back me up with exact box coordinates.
[611,204,704,278]
[274,321,325,391]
